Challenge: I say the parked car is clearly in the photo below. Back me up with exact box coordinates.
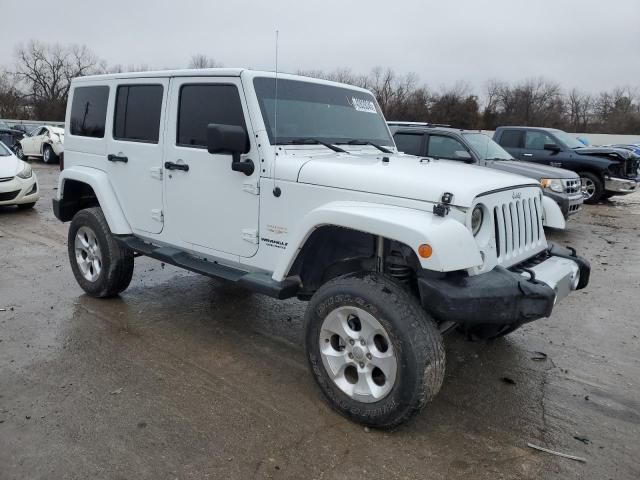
[53,69,589,428]
[16,125,64,163]
[0,141,39,209]
[0,121,25,152]
[493,127,639,203]
[388,123,582,222]
[11,123,40,135]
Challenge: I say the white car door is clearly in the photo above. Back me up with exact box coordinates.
[163,76,260,258]
[23,127,46,155]
[106,79,168,234]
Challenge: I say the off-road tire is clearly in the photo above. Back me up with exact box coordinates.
[17,202,36,210]
[305,272,445,429]
[68,207,134,297]
[579,171,603,204]
[43,144,58,164]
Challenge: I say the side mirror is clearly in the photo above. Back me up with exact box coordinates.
[544,143,561,152]
[206,124,254,176]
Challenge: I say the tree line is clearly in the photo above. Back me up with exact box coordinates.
[1,40,639,134]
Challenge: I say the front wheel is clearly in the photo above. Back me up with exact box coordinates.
[68,207,134,297]
[15,144,25,160]
[579,172,604,204]
[305,272,445,429]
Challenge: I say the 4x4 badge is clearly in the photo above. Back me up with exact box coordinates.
[512,192,522,199]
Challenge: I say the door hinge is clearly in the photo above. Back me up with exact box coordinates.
[241,228,259,244]
[242,181,260,195]
[151,209,164,223]
[150,167,163,180]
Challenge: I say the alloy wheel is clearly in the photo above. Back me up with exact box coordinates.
[319,305,397,403]
[581,177,596,200]
[74,226,103,282]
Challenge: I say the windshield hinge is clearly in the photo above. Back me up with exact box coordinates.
[242,228,259,244]
[242,181,260,195]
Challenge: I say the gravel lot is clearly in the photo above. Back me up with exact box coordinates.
[1,163,638,479]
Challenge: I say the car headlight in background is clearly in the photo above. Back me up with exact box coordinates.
[471,205,483,236]
[16,162,33,179]
[540,178,564,193]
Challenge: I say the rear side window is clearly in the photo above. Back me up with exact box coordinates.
[393,133,424,155]
[177,84,246,148]
[70,86,109,138]
[498,130,524,148]
[113,85,164,143]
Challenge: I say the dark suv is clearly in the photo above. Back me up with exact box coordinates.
[388,123,583,219]
[493,126,639,203]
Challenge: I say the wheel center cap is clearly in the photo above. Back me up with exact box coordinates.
[352,346,365,361]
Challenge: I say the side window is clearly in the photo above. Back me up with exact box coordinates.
[393,133,424,155]
[113,85,164,143]
[36,127,47,136]
[427,135,469,160]
[525,131,555,150]
[70,86,109,138]
[177,84,246,148]
[499,130,524,148]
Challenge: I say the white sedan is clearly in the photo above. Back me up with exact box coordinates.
[0,141,39,209]
[16,125,64,164]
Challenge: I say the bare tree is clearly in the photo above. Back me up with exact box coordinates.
[0,70,24,118]
[188,54,221,69]
[13,40,103,119]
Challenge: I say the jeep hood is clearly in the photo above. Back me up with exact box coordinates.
[296,153,538,208]
[486,160,578,180]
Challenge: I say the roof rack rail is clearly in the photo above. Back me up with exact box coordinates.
[387,121,452,128]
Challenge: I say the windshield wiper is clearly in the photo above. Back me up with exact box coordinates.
[338,139,392,154]
[283,138,348,153]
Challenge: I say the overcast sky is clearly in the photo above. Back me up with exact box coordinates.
[1,0,639,95]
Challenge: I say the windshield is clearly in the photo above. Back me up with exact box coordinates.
[253,77,393,146]
[551,129,584,149]
[0,121,10,130]
[0,142,11,156]
[463,132,513,160]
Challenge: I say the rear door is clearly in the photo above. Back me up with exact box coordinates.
[106,79,168,234]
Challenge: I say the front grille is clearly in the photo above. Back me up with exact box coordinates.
[0,176,14,183]
[493,196,544,262]
[568,203,581,213]
[627,159,640,177]
[563,178,581,194]
[0,190,20,201]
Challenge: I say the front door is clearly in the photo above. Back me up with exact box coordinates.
[106,79,168,234]
[163,77,259,258]
[23,127,46,156]
[522,130,559,165]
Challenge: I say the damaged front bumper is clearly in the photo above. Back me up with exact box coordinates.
[417,243,590,327]
[604,176,637,194]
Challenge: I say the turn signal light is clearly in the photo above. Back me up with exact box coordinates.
[418,244,433,258]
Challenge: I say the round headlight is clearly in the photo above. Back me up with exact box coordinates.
[471,205,483,236]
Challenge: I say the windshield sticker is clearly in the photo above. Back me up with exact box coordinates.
[349,97,378,114]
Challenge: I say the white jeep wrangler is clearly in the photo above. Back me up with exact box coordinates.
[53,69,590,428]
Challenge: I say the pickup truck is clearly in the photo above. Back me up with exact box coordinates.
[493,126,639,203]
[388,123,582,221]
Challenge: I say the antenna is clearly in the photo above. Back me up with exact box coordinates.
[272,30,280,196]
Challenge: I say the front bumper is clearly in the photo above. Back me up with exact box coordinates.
[0,175,39,206]
[417,243,590,327]
[604,176,637,194]
[544,190,583,218]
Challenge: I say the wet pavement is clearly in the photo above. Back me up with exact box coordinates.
[1,163,639,479]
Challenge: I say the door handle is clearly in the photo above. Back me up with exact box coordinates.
[523,153,533,157]
[165,161,189,172]
[108,154,128,163]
